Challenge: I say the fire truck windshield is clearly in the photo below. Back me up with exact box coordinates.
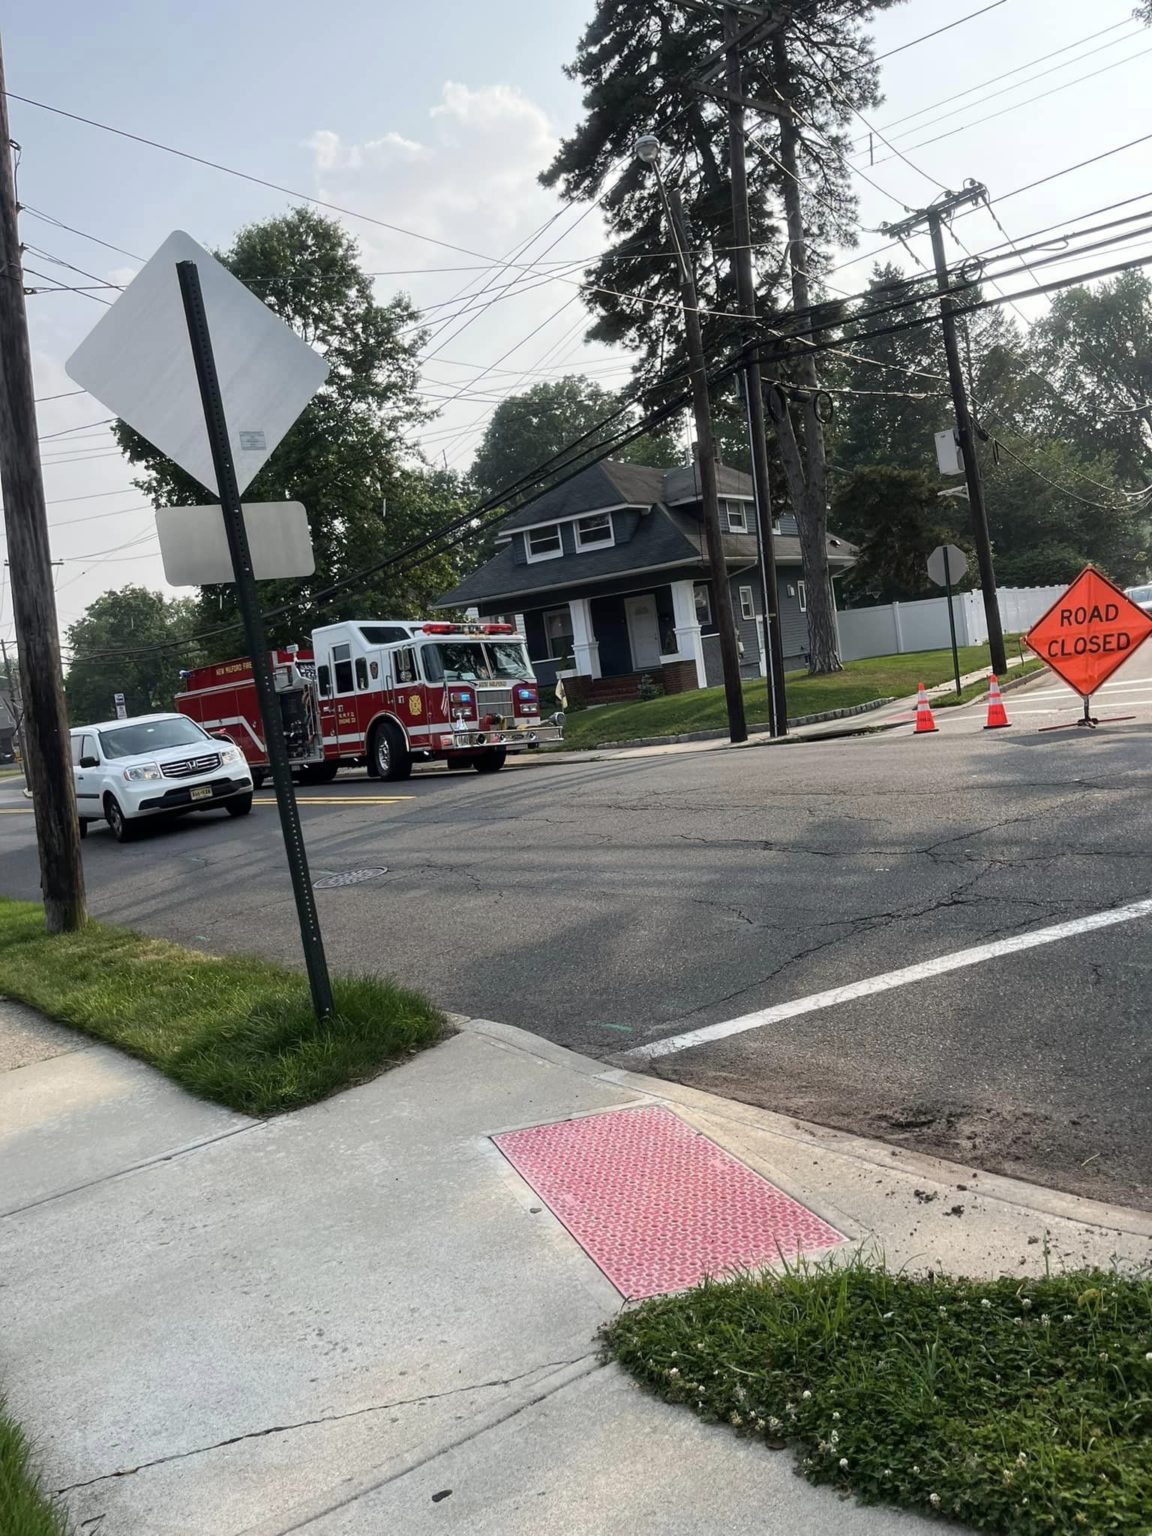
[422,641,532,683]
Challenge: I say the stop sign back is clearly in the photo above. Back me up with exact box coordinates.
[1025,567,1152,697]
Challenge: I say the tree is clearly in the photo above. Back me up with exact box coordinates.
[829,264,1036,476]
[113,208,466,654]
[831,466,963,603]
[1028,272,1152,485]
[470,374,682,505]
[65,586,203,724]
[542,1,899,673]
[983,436,1146,588]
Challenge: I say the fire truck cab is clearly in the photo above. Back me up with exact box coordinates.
[177,619,563,784]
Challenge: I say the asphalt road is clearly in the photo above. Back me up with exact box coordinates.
[3,656,1151,1206]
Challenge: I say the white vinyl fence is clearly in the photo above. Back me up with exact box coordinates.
[835,586,1065,662]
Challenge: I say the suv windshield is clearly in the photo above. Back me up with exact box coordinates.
[422,641,532,683]
[1127,586,1152,605]
[97,718,209,760]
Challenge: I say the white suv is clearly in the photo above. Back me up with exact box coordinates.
[71,712,254,843]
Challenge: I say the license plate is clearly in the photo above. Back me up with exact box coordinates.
[190,785,213,801]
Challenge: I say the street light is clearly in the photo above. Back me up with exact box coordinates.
[632,132,747,743]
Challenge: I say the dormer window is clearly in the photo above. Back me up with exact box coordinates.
[726,500,749,533]
[575,512,614,549]
[525,524,563,562]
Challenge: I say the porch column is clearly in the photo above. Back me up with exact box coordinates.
[669,579,707,690]
[569,597,601,679]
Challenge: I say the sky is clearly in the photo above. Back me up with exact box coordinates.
[3,0,1151,646]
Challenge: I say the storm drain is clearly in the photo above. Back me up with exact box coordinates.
[312,867,389,889]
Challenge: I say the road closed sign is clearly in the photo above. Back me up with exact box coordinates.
[1025,567,1152,697]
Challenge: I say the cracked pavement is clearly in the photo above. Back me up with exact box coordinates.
[2,710,1150,1204]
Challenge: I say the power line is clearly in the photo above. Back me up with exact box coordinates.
[864,0,1009,68]
[5,91,508,266]
[858,42,1152,171]
[847,18,1142,151]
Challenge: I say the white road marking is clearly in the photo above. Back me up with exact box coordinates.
[625,896,1152,1060]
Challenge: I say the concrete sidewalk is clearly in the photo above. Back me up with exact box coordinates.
[4,1001,1150,1536]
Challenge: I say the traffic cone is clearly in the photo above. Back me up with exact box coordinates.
[913,682,938,735]
[984,674,1011,729]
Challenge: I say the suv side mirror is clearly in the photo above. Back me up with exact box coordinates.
[79,754,99,768]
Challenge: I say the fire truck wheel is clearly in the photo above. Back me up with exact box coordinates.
[472,747,507,774]
[370,720,412,781]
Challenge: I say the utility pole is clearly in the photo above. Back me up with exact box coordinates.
[724,4,788,737]
[884,186,1007,676]
[0,38,86,931]
[634,136,746,742]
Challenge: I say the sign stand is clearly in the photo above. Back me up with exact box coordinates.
[177,260,334,1019]
[942,546,961,697]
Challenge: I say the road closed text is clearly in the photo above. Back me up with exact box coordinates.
[1046,604,1133,659]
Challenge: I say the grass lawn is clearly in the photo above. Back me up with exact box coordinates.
[0,899,445,1116]
[1,1398,71,1535]
[606,1261,1152,1533]
[557,642,1034,748]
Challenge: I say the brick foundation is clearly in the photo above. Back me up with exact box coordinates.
[661,660,699,695]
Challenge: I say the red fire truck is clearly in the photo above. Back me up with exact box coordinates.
[176,619,563,785]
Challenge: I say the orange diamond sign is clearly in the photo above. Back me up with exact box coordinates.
[1025,567,1152,697]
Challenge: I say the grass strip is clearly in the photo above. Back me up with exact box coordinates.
[0,1398,71,1535]
[557,642,1033,748]
[933,657,1046,708]
[606,1260,1152,1533]
[0,898,445,1115]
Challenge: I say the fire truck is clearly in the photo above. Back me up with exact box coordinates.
[176,619,563,785]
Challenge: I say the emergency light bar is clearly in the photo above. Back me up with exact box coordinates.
[421,622,516,636]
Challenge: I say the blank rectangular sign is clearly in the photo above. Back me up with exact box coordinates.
[157,502,314,586]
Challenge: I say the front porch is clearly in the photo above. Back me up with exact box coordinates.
[523,577,747,702]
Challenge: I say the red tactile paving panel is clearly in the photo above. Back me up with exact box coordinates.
[493,1104,842,1299]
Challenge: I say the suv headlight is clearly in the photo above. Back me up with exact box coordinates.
[218,746,242,765]
[122,763,162,782]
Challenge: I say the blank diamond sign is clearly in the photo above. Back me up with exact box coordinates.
[66,230,328,496]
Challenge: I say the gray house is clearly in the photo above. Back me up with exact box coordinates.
[435,459,856,702]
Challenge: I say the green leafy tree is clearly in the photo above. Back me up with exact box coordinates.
[831,466,964,603]
[470,374,682,505]
[983,436,1146,587]
[1027,272,1152,485]
[65,586,204,724]
[542,0,899,673]
[112,208,463,654]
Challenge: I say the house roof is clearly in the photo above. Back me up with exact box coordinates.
[438,458,856,609]
[496,460,667,532]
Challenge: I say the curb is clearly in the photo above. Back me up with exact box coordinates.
[459,1016,1152,1240]
[586,697,896,752]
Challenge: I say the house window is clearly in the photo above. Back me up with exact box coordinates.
[726,501,749,533]
[575,512,613,548]
[739,585,755,621]
[694,583,712,626]
[526,525,563,562]
[797,580,808,613]
[543,607,575,662]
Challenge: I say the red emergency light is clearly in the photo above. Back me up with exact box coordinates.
[482,623,514,634]
[422,623,455,634]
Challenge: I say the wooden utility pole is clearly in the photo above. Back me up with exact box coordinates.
[724,4,788,736]
[667,186,748,744]
[884,185,1007,676]
[0,37,86,931]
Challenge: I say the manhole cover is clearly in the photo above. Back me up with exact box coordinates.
[312,867,388,889]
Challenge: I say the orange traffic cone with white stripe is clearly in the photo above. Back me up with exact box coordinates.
[984,674,1011,729]
[913,682,938,735]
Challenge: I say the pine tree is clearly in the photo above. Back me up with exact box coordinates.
[542,0,898,673]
